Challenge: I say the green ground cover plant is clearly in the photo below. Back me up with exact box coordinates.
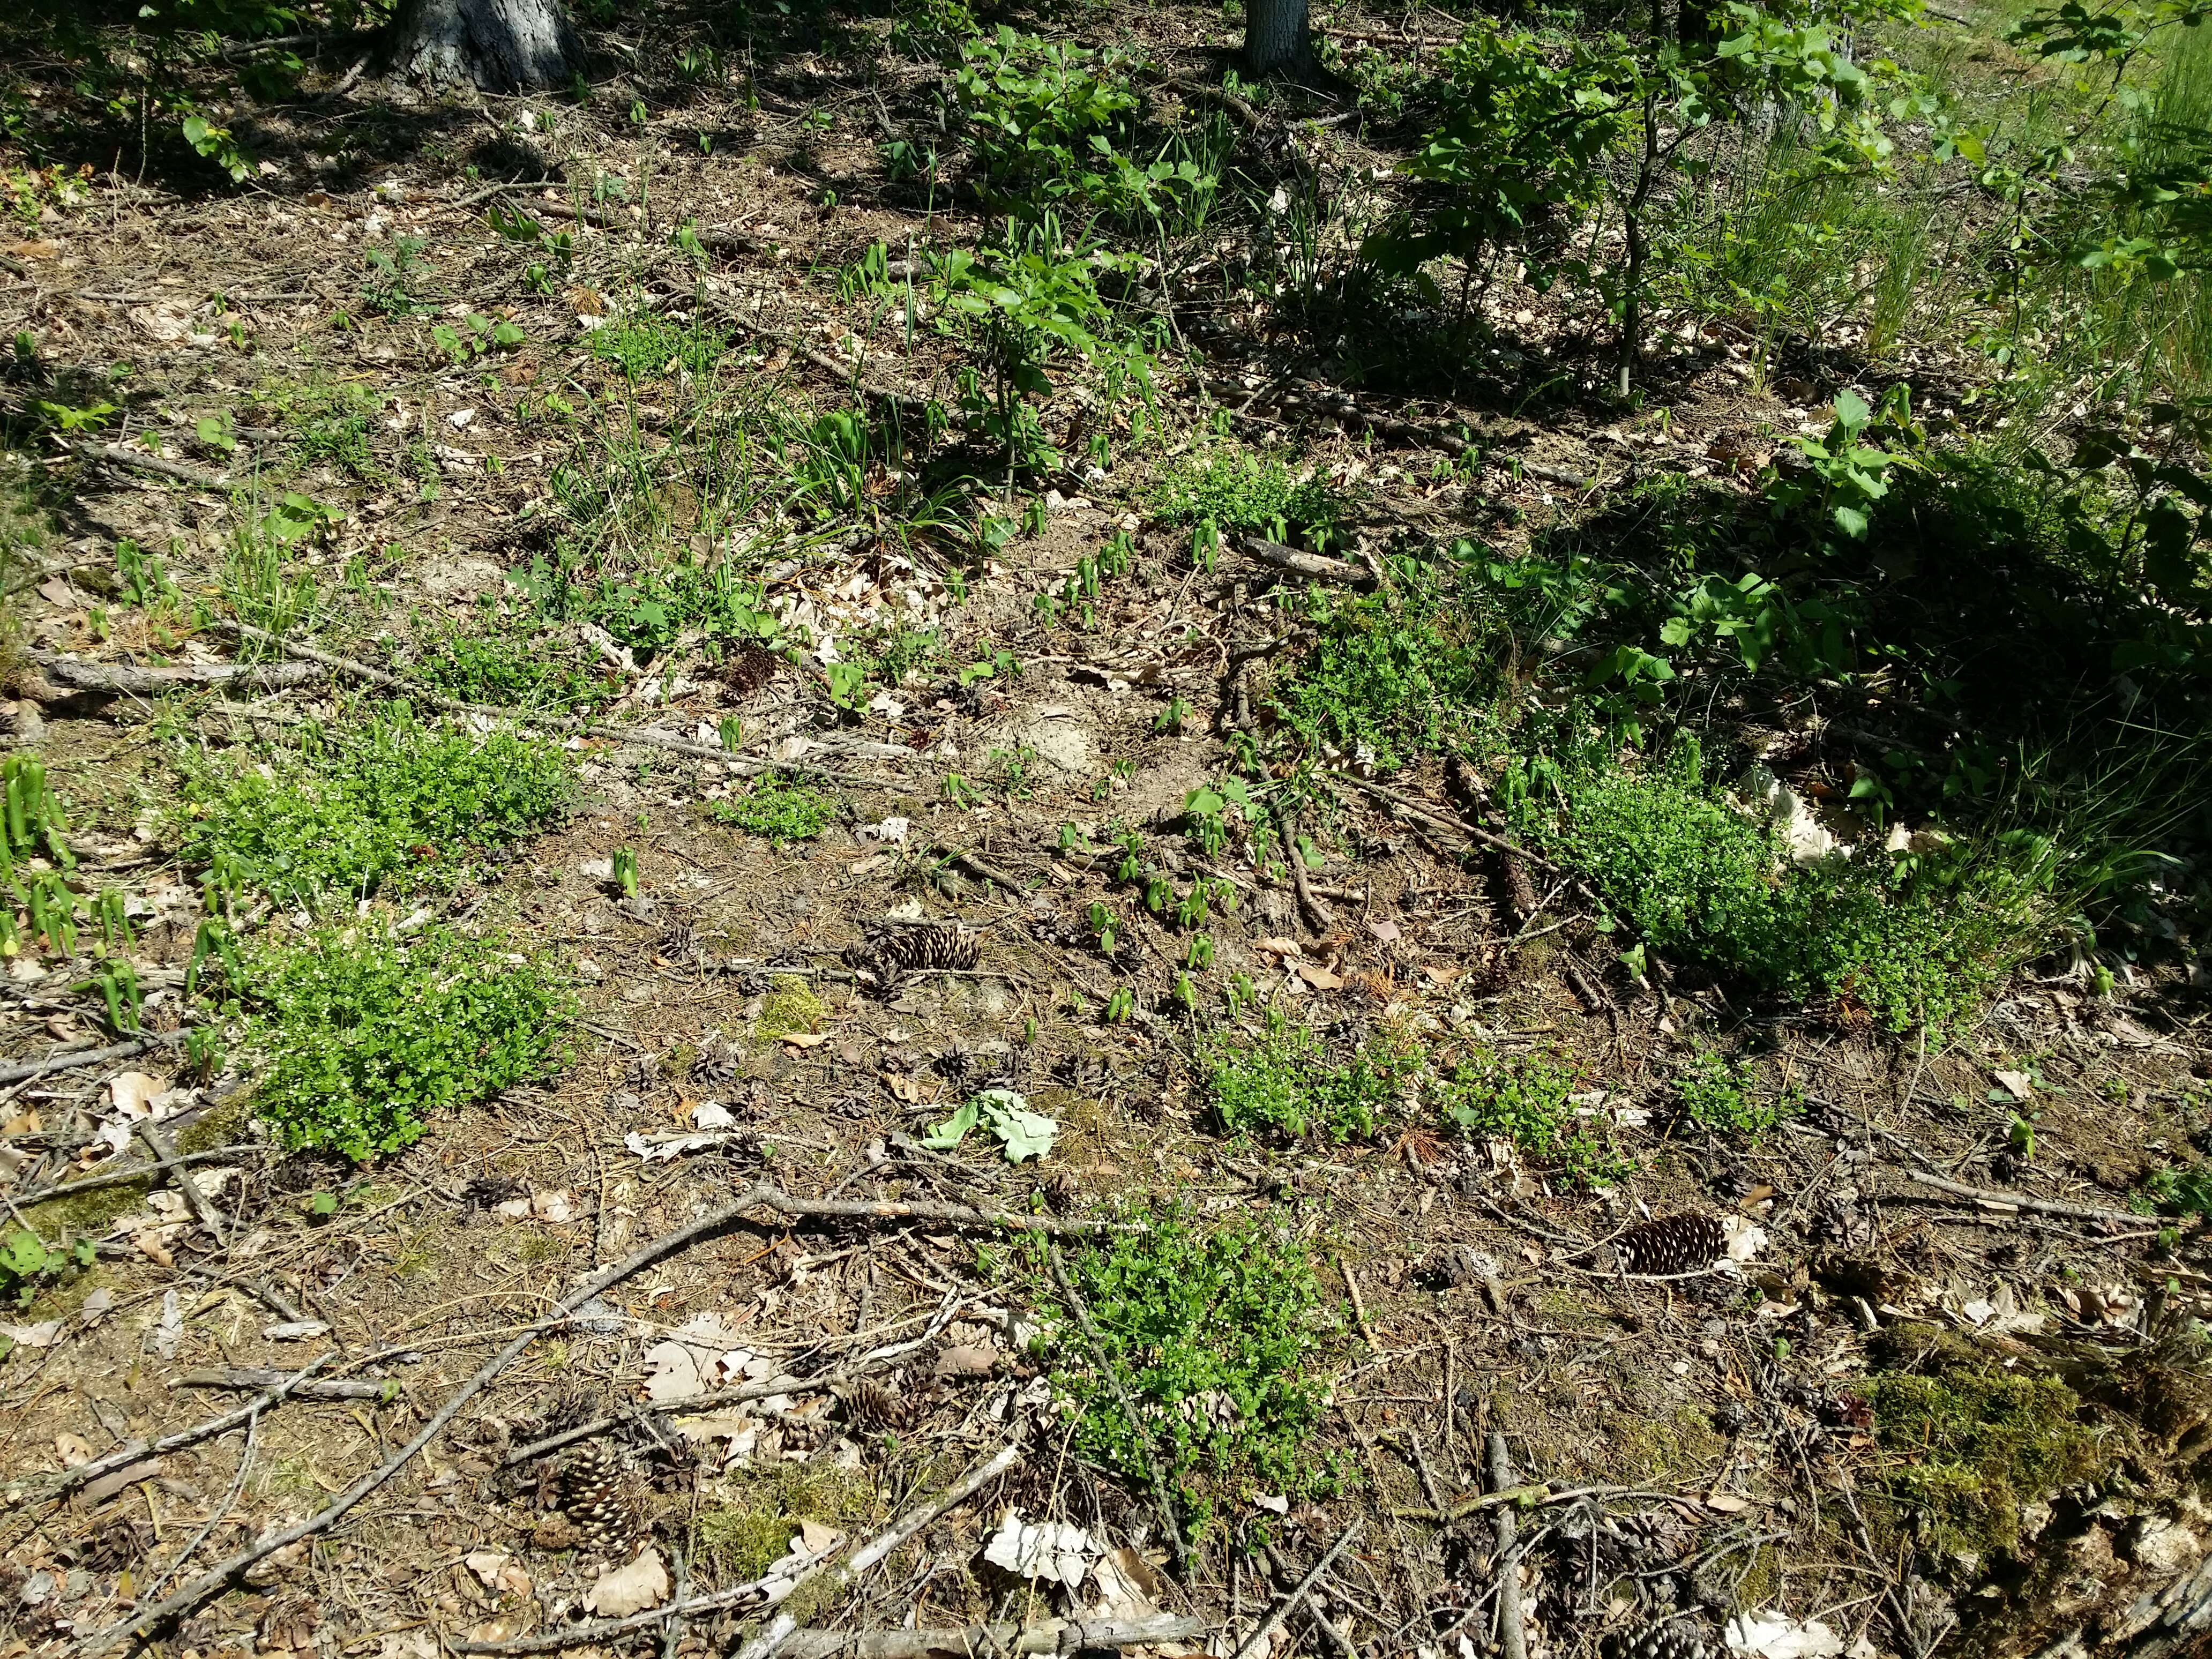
[1041,1206,1344,1531]
[705,776,840,844]
[246,923,571,1160]
[1200,1018,1414,1142]
[176,706,570,907]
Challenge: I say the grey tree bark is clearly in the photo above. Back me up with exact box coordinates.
[1242,0,1313,78]
[390,0,580,91]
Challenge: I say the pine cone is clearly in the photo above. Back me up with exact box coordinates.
[562,1442,638,1559]
[623,1054,659,1094]
[855,921,978,980]
[692,1038,741,1086]
[1608,1619,1710,1659]
[837,1380,901,1430]
[1614,1215,1727,1276]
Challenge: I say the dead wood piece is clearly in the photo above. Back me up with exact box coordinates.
[5,1356,333,1512]
[1902,1169,2155,1228]
[1049,1243,1191,1576]
[1230,1520,1362,1659]
[1159,72,1261,126]
[60,441,228,489]
[1489,1434,1528,1659]
[1557,953,1612,1013]
[926,843,1033,896]
[77,1185,1108,1649]
[1239,535,1370,588]
[175,1370,394,1401]
[781,1617,1206,1659]
[227,624,878,786]
[35,655,318,697]
[18,1144,259,1208]
[136,1116,228,1249]
[1337,774,1561,873]
[1256,1544,1355,1657]
[0,1029,185,1087]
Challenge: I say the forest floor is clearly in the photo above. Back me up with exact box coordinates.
[4,5,2212,1659]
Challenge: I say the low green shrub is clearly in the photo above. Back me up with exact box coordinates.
[248,923,571,1160]
[177,706,570,907]
[706,777,839,845]
[1439,1044,1628,1187]
[1675,1051,1794,1139]
[1153,447,1348,543]
[1201,1020,1412,1142]
[412,622,606,711]
[1042,1207,1344,1532]
[588,311,728,379]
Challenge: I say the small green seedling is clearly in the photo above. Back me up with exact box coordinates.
[612,847,640,898]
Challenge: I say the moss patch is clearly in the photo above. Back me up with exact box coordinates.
[693,1462,874,1582]
[1865,1351,2104,1560]
[753,976,825,1042]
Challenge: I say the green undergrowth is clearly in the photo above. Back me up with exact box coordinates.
[1268,552,1506,771]
[409,618,607,712]
[1153,446,1350,547]
[1863,1330,2104,1563]
[175,705,570,907]
[244,923,572,1160]
[1201,1019,1415,1143]
[705,776,840,845]
[693,1463,875,1583]
[588,310,729,379]
[1200,1018,1630,1185]
[1675,1050,1795,1139]
[1037,1206,1344,1532]
[1501,734,2018,1032]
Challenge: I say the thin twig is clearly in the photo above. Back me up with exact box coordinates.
[1489,1434,1527,1659]
[1902,1168,2158,1228]
[136,1117,227,1249]
[0,1029,186,1087]
[779,1617,1206,1659]
[1230,1520,1362,1659]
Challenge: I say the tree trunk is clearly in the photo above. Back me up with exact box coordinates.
[1242,0,1312,78]
[390,0,580,91]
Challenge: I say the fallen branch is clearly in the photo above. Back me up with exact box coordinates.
[1335,774,1560,872]
[18,1144,260,1208]
[1274,806,1334,934]
[1489,1434,1527,1659]
[1230,1520,1361,1659]
[6,1356,332,1512]
[455,1441,1027,1656]
[1902,1169,2156,1228]
[73,1188,1092,1650]
[782,1617,1206,1659]
[694,288,932,416]
[0,1029,185,1087]
[35,655,318,697]
[228,624,878,786]
[1238,536,1370,588]
[59,440,227,490]
[928,843,1034,896]
[137,1116,228,1249]
[1386,1481,1643,1522]
[175,1369,396,1402]
[1048,1243,1191,1576]
[1159,72,1261,127]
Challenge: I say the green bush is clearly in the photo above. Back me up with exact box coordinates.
[178,707,570,907]
[1675,1051,1793,1139]
[1153,447,1347,543]
[1201,1020,1411,1142]
[1044,1208,1344,1531]
[1440,1044,1628,1187]
[249,924,571,1160]
[1269,559,1505,772]
[413,623,606,711]
[588,311,727,379]
[706,778,839,845]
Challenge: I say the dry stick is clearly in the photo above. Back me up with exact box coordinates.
[59,440,228,489]
[1339,1256,1379,1350]
[1386,1482,1643,1523]
[1230,1520,1362,1659]
[136,1117,227,1250]
[1334,773,1561,872]
[36,657,319,697]
[228,624,878,787]
[926,843,1034,896]
[77,1188,1092,1651]
[1275,806,1334,934]
[447,1552,838,1655]
[175,1370,394,1401]
[1238,535,1370,587]
[1256,1543,1356,1658]
[6,1355,333,1511]
[1488,1435,1528,1659]
[0,1029,185,1087]
[16,1144,257,1207]
[1047,1244,1191,1578]
[780,1618,1205,1659]
[1902,1169,2155,1228]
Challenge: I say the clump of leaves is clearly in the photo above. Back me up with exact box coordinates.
[1270,555,1505,771]
[1,1228,94,1310]
[413,622,605,711]
[1201,1019,1411,1143]
[1440,1044,1628,1187]
[248,924,571,1161]
[923,1088,1058,1162]
[176,706,570,908]
[588,311,727,379]
[1042,1206,1345,1532]
[707,778,839,845]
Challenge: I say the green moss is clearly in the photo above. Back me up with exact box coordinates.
[753,976,825,1041]
[1865,1358,2103,1560]
[693,1463,874,1582]
[1608,1405,1726,1483]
